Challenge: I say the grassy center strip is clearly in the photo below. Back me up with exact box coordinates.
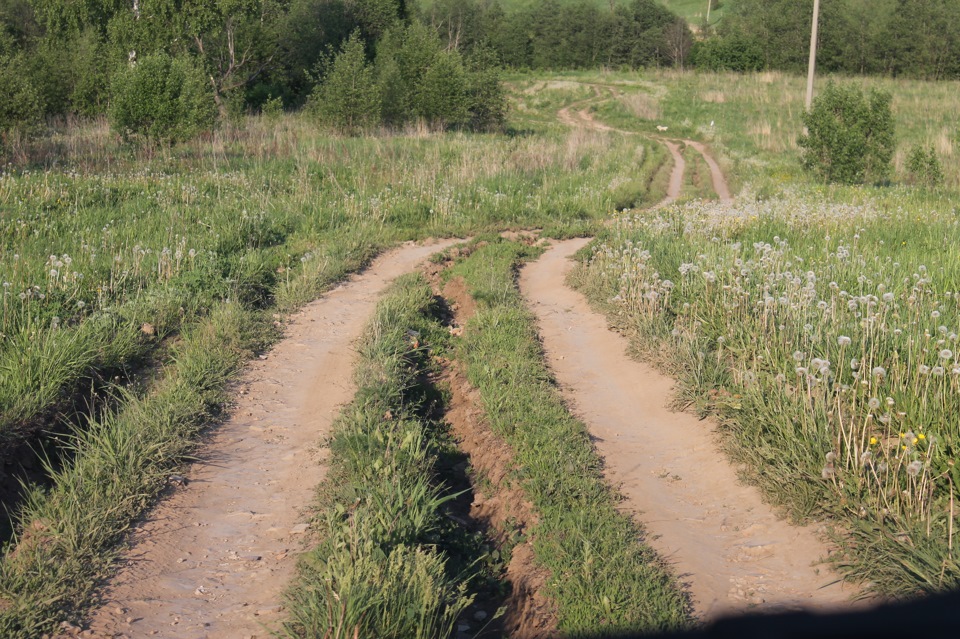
[447,238,692,636]
[283,272,491,639]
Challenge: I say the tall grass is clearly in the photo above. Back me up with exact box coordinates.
[571,186,960,595]
[0,101,670,634]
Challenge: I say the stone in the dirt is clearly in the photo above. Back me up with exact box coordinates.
[290,523,310,534]
[256,605,282,615]
[457,624,471,632]
[473,610,488,621]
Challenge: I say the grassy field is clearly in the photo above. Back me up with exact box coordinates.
[549,68,960,594]
[0,91,668,635]
[5,63,960,634]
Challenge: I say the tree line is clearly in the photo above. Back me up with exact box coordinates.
[694,0,960,79]
[0,0,693,143]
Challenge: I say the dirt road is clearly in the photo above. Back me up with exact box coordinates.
[80,240,456,639]
[520,239,856,620]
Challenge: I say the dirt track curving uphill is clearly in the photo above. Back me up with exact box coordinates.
[556,85,729,204]
[76,240,457,639]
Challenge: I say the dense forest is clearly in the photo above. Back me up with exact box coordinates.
[696,0,960,78]
[0,0,690,141]
[1,0,958,143]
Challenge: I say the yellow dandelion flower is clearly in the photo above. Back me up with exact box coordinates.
[912,438,919,445]
[899,432,905,439]
[918,433,926,441]
[869,437,878,445]
[902,445,907,451]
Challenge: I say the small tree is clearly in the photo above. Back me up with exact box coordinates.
[0,56,44,149]
[906,144,944,187]
[109,54,217,143]
[415,50,469,129]
[310,32,382,134]
[798,82,895,185]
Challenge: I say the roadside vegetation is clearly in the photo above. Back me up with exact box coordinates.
[283,273,480,639]
[448,239,692,635]
[0,85,665,634]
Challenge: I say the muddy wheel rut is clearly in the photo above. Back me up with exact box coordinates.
[520,239,858,620]
[74,239,457,639]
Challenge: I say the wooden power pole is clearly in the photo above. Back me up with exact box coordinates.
[805,0,821,110]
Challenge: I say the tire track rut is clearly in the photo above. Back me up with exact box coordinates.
[76,239,458,639]
[520,239,858,620]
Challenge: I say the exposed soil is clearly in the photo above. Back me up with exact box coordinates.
[556,86,727,204]
[519,239,860,621]
[438,275,558,639]
[70,239,457,639]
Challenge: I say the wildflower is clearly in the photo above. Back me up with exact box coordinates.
[868,397,881,410]
[869,436,878,445]
[796,367,808,375]
[886,397,895,406]
[918,433,927,441]
[933,366,945,376]
[872,366,886,378]
[77,300,86,309]
[860,451,873,466]
[919,365,931,375]
[906,461,923,478]
[838,336,852,347]
[882,292,895,303]
[940,349,953,360]
[826,452,836,462]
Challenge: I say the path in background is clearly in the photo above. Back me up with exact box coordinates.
[79,240,456,639]
[520,239,857,620]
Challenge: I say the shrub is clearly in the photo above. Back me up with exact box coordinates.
[906,144,944,187]
[309,32,382,134]
[109,54,217,143]
[798,82,895,185]
[0,55,44,147]
[415,51,469,129]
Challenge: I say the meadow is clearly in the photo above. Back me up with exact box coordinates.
[0,97,667,634]
[544,68,960,594]
[3,66,960,634]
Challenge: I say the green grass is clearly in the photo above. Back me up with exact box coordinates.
[0,300,268,636]
[449,239,691,636]
[0,96,671,634]
[570,184,960,595]
[283,273,482,639]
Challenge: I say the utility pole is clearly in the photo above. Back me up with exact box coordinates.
[805,0,821,111]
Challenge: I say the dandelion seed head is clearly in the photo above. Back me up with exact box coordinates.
[907,461,923,477]
[868,397,881,410]
[838,336,852,347]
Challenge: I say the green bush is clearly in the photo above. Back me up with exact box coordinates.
[0,55,44,147]
[798,82,895,185]
[415,51,469,129]
[906,144,944,187]
[309,32,382,134]
[109,54,217,143]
